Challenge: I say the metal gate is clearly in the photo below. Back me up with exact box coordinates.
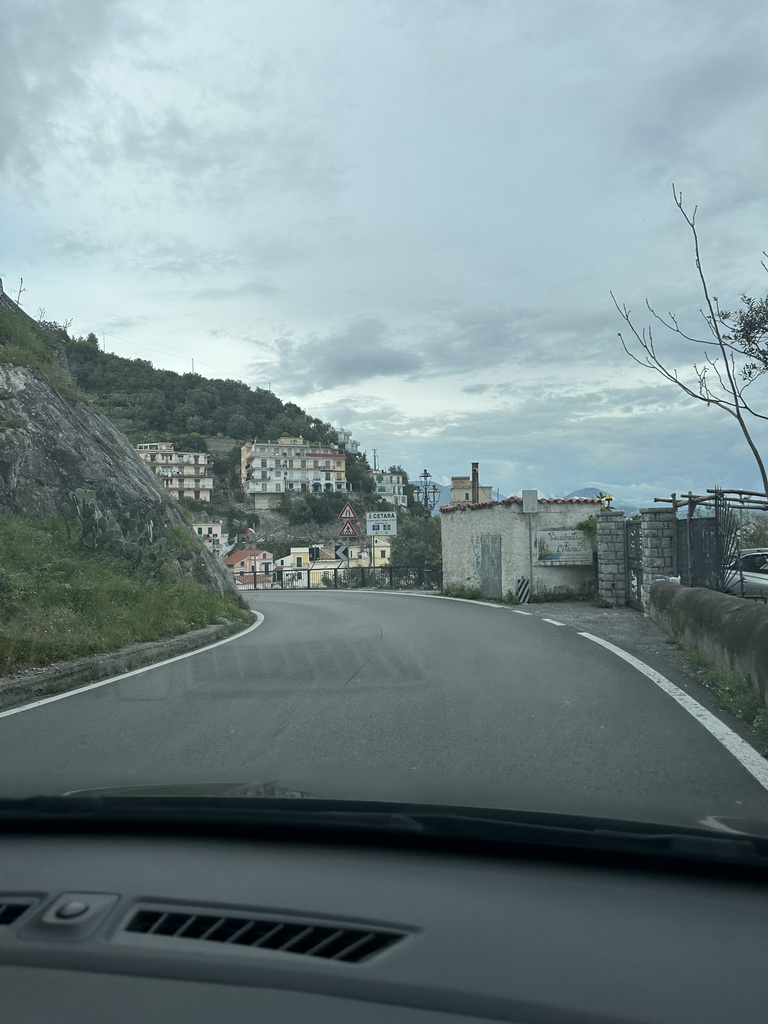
[675,489,739,591]
[625,521,642,610]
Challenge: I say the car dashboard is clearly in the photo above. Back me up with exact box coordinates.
[2,815,768,1024]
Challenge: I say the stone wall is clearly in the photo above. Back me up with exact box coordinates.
[640,508,676,608]
[596,507,676,608]
[596,510,627,606]
[649,580,768,706]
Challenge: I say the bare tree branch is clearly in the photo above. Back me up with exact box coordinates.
[612,186,768,494]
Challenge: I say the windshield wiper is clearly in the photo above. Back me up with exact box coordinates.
[1,796,765,867]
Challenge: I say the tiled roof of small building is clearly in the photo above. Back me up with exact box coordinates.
[440,496,603,514]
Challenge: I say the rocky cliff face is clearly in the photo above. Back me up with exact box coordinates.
[0,362,234,594]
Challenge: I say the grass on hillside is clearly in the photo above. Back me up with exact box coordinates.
[0,307,84,398]
[0,513,252,674]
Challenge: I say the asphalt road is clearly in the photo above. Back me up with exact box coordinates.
[2,591,768,823]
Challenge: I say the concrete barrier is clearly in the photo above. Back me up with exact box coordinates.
[0,617,251,713]
[649,581,768,705]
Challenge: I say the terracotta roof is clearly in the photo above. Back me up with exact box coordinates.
[223,548,272,565]
[440,496,603,514]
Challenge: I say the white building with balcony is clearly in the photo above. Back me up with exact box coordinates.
[136,442,214,501]
[241,436,349,510]
[371,471,408,508]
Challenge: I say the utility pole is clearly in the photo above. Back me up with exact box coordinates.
[372,449,378,471]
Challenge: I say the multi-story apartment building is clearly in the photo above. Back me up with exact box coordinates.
[136,442,214,501]
[192,520,224,553]
[241,436,349,510]
[371,471,408,508]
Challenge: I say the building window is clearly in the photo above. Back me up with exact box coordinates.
[261,483,267,491]
[197,527,203,535]
[296,556,303,567]
[275,484,281,492]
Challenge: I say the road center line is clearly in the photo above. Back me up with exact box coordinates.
[0,612,265,719]
[579,632,768,792]
[541,618,565,626]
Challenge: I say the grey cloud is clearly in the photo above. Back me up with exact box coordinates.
[257,317,425,392]
[321,376,768,499]
[0,0,148,182]
[196,279,281,300]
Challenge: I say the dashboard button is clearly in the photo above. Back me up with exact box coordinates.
[55,901,90,919]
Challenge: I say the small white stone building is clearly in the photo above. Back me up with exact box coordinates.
[440,493,602,599]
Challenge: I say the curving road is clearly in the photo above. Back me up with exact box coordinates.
[2,591,768,822]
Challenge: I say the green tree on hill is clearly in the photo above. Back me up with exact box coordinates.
[63,338,338,446]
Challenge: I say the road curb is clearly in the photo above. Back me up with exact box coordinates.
[0,618,251,713]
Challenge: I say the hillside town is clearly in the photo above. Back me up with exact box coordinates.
[132,433,500,588]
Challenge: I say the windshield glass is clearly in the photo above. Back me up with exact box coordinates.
[1,0,768,832]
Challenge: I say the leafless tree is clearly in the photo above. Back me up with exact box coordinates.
[611,185,768,495]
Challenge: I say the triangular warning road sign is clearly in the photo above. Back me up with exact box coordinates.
[339,521,357,537]
[338,501,357,520]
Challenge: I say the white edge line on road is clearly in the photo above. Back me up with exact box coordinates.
[579,631,768,792]
[351,591,506,610]
[0,612,265,720]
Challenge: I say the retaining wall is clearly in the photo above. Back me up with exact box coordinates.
[649,580,768,705]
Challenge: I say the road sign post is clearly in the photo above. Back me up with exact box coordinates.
[337,502,358,570]
[365,511,397,536]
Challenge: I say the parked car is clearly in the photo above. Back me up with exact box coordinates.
[723,548,768,599]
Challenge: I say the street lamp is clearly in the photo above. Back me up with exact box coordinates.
[418,469,441,566]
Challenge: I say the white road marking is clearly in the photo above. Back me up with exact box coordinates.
[512,610,532,615]
[352,591,506,609]
[0,612,265,719]
[542,618,565,626]
[579,632,768,792]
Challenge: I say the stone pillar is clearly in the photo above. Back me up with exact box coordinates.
[597,510,627,606]
[640,507,676,609]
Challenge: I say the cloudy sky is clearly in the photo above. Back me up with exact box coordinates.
[2,0,768,504]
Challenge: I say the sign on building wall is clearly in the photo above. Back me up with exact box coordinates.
[536,529,592,565]
[366,511,398,536]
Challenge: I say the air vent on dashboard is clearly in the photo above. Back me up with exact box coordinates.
[123,907,404,963]
[0,899,36,926]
